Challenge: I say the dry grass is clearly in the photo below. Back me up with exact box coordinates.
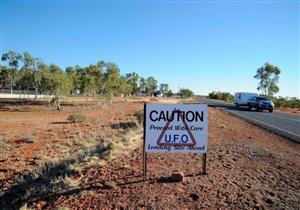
[0,138,10,152]
[67,114,86,123]
[57,207,70,210]
[19,203,34,210]
[63,175,81,188]
[20,135,36,143]
[106,129,143,160]
[133,110,144,125]
[1,117,143,209]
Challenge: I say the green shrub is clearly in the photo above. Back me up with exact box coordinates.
[165,90,173,97]
[208,91,233,103]
[178,88,194,98]
[272,97,300,108]
[0,139,10,151]
[67,114,86,123]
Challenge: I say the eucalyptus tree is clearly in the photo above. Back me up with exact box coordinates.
[0,66,9,89]
[126,72,140,95]
[159,83,169,95]
[66,66,78,94]
[41,64,72,110]
[120,75,132,101]
[1,51,22,93]
[103,62,121,104]
[18,52,36,94]
[254,63,281,97]
[146,76,157,96]
[139,77,147,93]
[16,52,45,103]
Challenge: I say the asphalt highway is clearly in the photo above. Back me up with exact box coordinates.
[196,97,300,143]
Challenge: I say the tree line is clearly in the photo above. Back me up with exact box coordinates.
[0,51,196,108]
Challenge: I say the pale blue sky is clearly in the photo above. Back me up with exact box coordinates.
[1,0,299,97]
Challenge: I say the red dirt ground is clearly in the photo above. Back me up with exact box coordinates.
[275,107,300,116]
[0,97,299,209]
[0,98,143,190]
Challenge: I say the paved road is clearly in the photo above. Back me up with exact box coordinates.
[196,97,300,143]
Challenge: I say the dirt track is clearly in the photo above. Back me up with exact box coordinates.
[0,98,299,209]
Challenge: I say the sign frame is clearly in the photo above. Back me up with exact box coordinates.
[142,103,207,176]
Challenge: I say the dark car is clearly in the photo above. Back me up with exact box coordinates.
[248,96,274,112]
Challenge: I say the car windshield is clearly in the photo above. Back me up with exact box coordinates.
[256,97,269,101]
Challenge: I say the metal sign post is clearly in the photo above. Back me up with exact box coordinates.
[202,153,207,174]
[143,103,147,176]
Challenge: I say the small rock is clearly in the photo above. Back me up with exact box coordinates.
[171,170,184,182]
[0,169,8,173]
[121,165,130,170]
[103,181,117,189]
[190,193,199,201]
[267,191,275,197]
[123,165,131,169]
[237,192,243,197]
[265,198,274,205]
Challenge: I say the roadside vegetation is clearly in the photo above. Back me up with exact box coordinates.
[67,114,87,123]
[272,97,300,108]
[207,63,299,109]
[0,51,195,107]
[178,88,194,98]
[207,91,233,103]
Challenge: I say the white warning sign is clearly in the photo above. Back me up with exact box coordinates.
[144,103,208,153]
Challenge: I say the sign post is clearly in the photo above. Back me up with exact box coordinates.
[202,153,207,174]
[143,103,147,176]
[143,103,208,175]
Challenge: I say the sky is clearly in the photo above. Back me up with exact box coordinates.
[0,0,299,97]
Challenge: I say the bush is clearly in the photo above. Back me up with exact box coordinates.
[133,110,144,125]
[0,138,10,151]
[67,114,86,123]
[272,97,300,108]
[165,90,173,97]
[208,91,233,103]
[20,135,36,143]
[178,88,194,98]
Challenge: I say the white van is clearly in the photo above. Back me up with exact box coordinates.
[234,92,258,108]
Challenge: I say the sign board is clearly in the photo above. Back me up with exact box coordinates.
[144,103,208,153]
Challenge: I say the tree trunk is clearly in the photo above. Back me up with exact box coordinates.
[10,81,13,94]
[32,90,40,104]
[97,96,103,105]
[57,98,61,111]
[10,70,13,94]
[45,91,51,107]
